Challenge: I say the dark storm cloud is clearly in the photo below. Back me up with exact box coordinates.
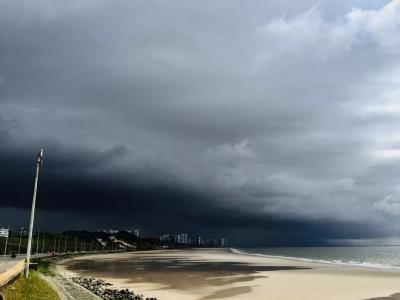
[0,143,381,246]
[1,0,400,245]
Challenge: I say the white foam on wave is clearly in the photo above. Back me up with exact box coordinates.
[229,248,400,271]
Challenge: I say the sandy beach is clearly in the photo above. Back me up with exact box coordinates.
[58,249,400,300]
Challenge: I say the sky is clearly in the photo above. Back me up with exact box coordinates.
[1,0,400,246]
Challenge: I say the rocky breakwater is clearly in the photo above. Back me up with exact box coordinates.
[72,277,157,300]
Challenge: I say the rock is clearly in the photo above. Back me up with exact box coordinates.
[71,276,156,300]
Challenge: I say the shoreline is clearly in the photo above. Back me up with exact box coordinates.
[57,248,400,300]
[229,247,400,272]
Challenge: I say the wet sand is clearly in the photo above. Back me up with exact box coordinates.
[58,248,400,300]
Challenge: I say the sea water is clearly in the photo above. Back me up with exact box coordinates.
[232,246,400,270]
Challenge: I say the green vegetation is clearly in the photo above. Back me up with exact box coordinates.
[0,232,104,256]
[0,229,161,258]
[0,234,66,255]
[0,271,59,300]
[32,258,55,276]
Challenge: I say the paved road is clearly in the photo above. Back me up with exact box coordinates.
[0,251,119,278]
[0,258,24,274]
[0,251,105,275]
[0,253,49,273]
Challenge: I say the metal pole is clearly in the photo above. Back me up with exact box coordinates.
[25,149,43,277]
[80,240,83,252]
[83,240,85,252]
[64,236,68,253]
[18,227,23,256]
[57,236,61,253]
[3,226,9,258]
[74,238,77,252]
[53,236,57,253]
[42,236,45,254]
[36,231,40,256]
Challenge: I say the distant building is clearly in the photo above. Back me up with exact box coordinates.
[175,233,189,244]
[134,229,140,238]
[0,227,9,238]
[160,234,171,242]
[97,229,119,234]
[10,227,26,236]
[19,228,27,236]
[220,238,228,247]
[206,239,218,247]
[197,236,205,246]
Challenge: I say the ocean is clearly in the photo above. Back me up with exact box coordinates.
[232,246,400,270]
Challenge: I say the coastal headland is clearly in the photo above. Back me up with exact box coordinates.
[58,248,400,300]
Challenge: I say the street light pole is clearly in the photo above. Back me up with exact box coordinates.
[36,231,40,256]
[25,149,44,278]
[42,236,45,254]
[57,237,61,253]
[64,236,68,253]
[18,227,23,256]
[53,236,57,253]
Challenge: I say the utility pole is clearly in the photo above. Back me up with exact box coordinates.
[18,227,23,256]
[35,231,40,256]
[25,149,44,278]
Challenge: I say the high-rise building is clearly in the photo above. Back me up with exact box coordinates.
[160,234,171,242]
[197,236,205,246]
[220,238,228,247]
[134,229,140,238]
[175,233,188,244]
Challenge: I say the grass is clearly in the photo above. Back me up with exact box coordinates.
[0,271,60,300]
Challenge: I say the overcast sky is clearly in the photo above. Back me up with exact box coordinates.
[1,0,400,245]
